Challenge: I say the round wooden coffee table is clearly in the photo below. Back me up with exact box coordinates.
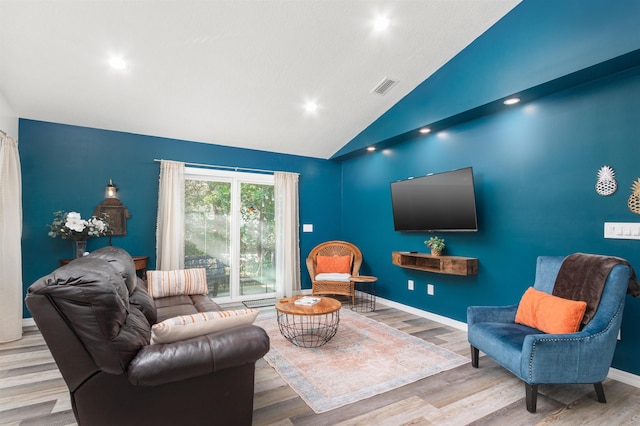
[275,296,341,348]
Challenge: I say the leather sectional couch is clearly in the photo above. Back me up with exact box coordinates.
[25,246,270,426]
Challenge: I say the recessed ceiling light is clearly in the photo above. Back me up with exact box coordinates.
[373,16,390,31]
[109,56,127,70]
[504,97,520,105]
[367,146,376,152]
[419,127,431,134]
[303,101,319,113]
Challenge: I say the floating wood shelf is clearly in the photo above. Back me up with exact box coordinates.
[392,252,478,276]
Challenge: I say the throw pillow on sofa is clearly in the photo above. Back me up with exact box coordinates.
[147,268,208,298]
[151,308,260,344]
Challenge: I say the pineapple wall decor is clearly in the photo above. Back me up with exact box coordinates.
[629,178,640,214]
[596,165,617,196]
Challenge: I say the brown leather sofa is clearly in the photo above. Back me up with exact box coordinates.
[25,246,270,426]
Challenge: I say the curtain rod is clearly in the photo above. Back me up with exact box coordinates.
[154,158,281,175]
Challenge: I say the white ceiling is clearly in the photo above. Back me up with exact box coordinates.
[0,0,520,159]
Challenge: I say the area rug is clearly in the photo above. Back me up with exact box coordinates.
[255,308,467,413]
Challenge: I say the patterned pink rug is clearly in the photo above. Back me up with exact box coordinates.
[256,308,467,413]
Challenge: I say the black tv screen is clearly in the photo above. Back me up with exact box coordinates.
[390,167,478,232]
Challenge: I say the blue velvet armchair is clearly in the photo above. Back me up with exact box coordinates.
[467,255,632,413]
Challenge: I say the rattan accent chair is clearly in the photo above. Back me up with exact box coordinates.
[307,240,362,304]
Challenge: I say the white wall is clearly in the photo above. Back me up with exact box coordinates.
[0,90,18,138]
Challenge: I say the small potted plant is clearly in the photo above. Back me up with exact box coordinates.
[425,236,445,256]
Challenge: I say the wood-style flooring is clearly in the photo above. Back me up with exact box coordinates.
[2,302,640,425]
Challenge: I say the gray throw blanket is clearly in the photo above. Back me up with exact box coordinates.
[552,253,640,326]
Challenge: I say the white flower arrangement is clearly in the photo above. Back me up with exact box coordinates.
[47,211,110,241]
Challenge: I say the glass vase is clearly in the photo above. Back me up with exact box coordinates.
[73,240,88,259]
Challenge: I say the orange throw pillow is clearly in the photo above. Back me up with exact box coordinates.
[515,287,587,334]
[316,255,352,274]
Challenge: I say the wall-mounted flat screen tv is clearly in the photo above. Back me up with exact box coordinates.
[390,167,478,232]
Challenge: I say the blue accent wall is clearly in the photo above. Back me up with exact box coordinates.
[340,0,640,375]
[20,120,342,313]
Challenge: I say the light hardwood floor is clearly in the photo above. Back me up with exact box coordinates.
[2,303,640,425]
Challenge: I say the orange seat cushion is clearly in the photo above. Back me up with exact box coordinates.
[515,287,587,334]
[316,255,352,274]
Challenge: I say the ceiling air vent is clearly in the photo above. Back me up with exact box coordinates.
[370,77,398,95]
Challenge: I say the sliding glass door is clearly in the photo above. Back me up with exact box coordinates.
[184,168,276,301]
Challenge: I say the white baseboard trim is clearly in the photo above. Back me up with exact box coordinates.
[376,296,468,331]
[22,318,35,328]
[375,296,640,388]
[299,291,467,331]
[607,368,640,388]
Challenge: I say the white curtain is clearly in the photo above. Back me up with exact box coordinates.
[0,134,22,342]
[156,160,185,270]
[275,171,300,297]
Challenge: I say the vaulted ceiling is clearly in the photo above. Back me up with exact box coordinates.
[0,0,520,158]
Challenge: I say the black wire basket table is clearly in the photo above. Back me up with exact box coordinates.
[275,296,341,348]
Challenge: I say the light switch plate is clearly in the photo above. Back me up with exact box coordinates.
[604,222,640,240]
[302,224,313,233]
